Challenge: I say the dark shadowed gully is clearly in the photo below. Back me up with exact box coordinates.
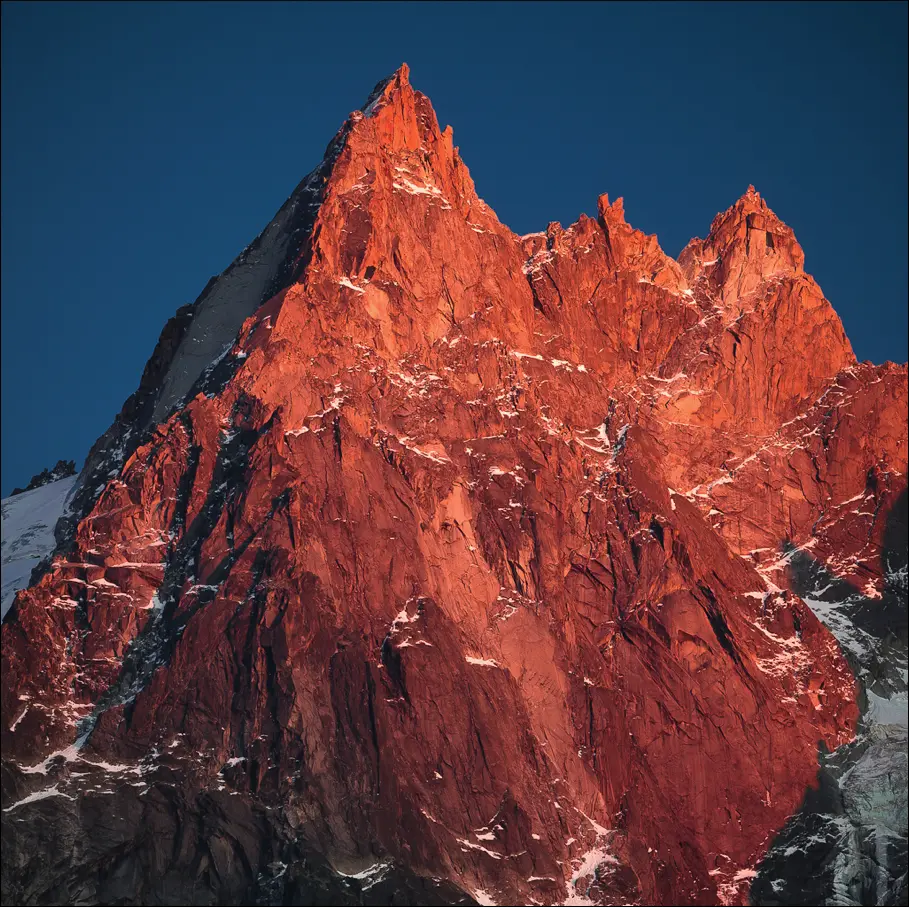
[2,66,906,907]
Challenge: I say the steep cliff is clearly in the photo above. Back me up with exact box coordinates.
[2,65,906,907]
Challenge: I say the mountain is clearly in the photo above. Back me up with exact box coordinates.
[2,64,906,907]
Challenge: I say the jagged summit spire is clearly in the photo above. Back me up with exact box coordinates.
[360,62,412,118]
[726,183,774,218]
[346,61,444,157]
[596,192,625,223]
[678,183,806,296]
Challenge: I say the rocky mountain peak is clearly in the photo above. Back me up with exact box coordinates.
[596,191,626,224]
[592,192,688,291]
[679,184,807,301]
[349,62,437,154]
[361,62,412,110]
[1,65,905,907]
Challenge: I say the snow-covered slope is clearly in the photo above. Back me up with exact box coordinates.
[147,132,350,427]
[148,198,299,425]
[1,476,75,619]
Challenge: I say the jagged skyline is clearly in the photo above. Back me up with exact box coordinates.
[3,59,905,906]
[2,2,907,494]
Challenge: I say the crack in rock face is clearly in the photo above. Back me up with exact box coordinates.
[2,64,907,907]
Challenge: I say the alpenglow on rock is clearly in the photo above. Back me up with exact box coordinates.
[2,65,906,907]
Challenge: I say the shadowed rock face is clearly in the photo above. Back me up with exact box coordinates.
[1,65,906,907]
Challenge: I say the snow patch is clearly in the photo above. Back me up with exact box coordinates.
[2,784,73,813]
[338,277,366,294]
[2,476,76,618]
[466,656,499,668]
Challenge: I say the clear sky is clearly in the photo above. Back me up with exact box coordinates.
[1,1,906,494]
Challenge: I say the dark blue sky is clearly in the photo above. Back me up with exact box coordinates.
[2,1,906,494]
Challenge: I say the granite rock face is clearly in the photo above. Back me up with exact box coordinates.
[2,65,906,907]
